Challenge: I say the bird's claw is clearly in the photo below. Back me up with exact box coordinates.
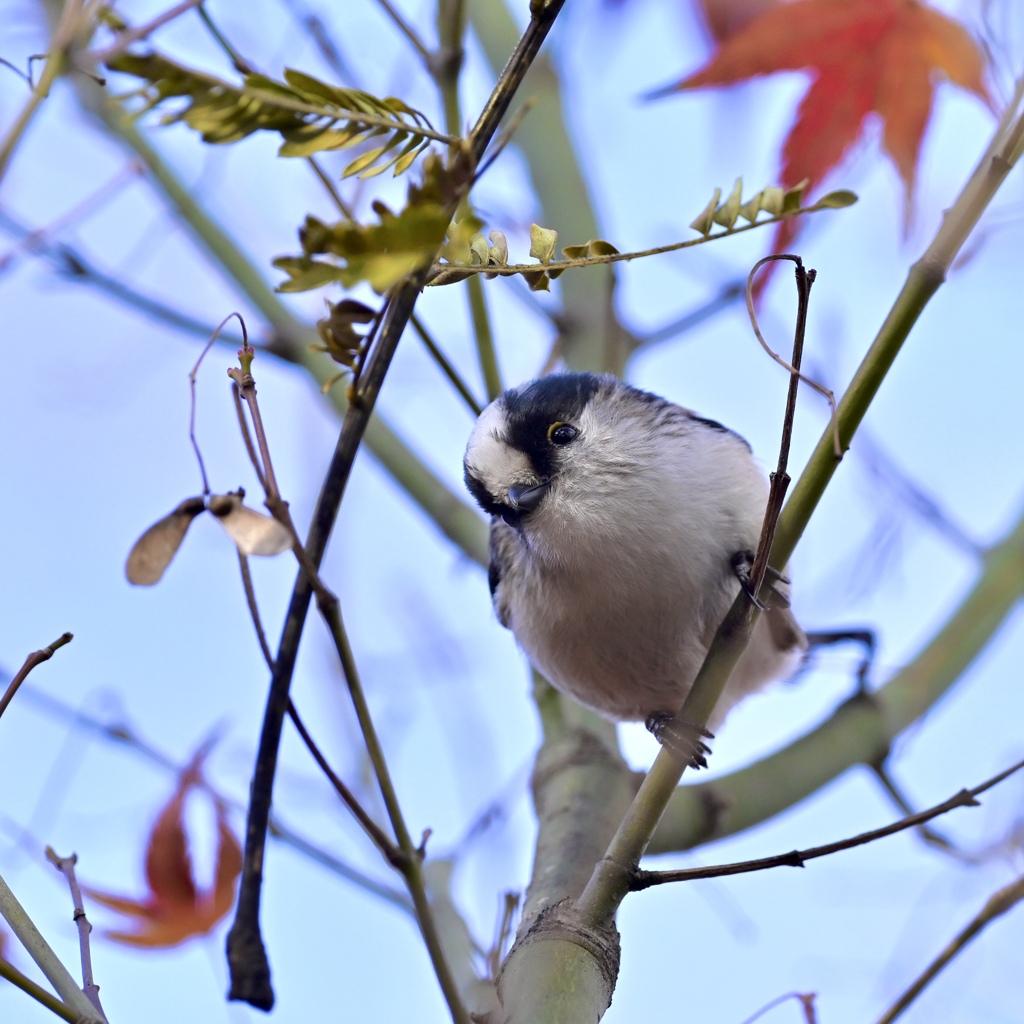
[645,713,714,770]
[730,550,790,610]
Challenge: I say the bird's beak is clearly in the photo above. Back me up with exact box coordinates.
[508,481,549,513]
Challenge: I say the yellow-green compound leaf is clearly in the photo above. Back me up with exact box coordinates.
[278,125,356,157]
[810,189,858,209]
[526,270,552,292]
[487,230,509,265]
[529,224,558,263]
[759,186,785,217]
[782,178,811,214]
[469,234,490,265]
[689,188,722,236]
[713,178,743,229]
[272,257,346,292]
[739,191,763,222]
[108,53,435,179]
[562,239,621,260]
[342,128,412,178]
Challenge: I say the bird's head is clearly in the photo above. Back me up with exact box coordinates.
[463,373,613,529]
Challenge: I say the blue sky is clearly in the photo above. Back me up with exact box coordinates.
[2,1,1024,1022]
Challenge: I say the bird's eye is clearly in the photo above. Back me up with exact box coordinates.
[547,422,578,445]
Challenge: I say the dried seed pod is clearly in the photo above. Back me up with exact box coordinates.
[208,492,292,557]
[126,497,207,586]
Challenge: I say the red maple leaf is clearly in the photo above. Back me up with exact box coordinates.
[84,749,242,947]
[672,0,992,262]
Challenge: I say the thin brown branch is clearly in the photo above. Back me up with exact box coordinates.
[234,544,397,862]
[285,700,400,865]
[739,991,817,1024]
[745,255,840,460]
[226,6,567,1015]
[875,872,1024,1024]
[15,686,410,908]
[746,256,813,598]
[236,551,275,669]
[189,312,248,495]
[410,313,483,415]
[632,757,1024,889]
[44,849,106,1021]
[870,759,971,861]
[0,633,73,724]
[575,259,816,925]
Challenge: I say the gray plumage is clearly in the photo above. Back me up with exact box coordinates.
[463,372,805,730]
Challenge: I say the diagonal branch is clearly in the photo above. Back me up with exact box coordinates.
[0,634,73,724]
[633,757,1024,887]
[225,2,567,1014]
[875,872,1024,1024]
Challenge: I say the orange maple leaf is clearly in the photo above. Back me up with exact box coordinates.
[84,751,242,947]
[673,0,992,256]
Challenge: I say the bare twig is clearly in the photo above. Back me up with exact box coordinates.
[870,760,971,861]
[575,259,818,926]
[236,551,275,668]
[235,547,399,864]
[746,255,840,460]
[0,634,73,724]
[188,313,248,495]
[747,256,814,597]
[284,701,400,865]
[633,279,746,349]
[44,849,106,1021]
[226,7,567,1015]
[0,208,248,343]
[739,991,818,1024]
[410,314,484,415]
[11,685,410,908]
[632,757,1024,888]
[0,162,143,272]
[0,0,86,187]
[875,872,1024,1024]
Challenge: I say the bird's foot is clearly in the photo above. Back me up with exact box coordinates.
[730,550,790,610]
[645,713,714,770]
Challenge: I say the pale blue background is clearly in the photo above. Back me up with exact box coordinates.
[2,1,1024,1022]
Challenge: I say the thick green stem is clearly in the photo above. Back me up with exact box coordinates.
[0,957,77,1023]
[496,73,1024,1024]
[0,873,103,1024]
[649,505,1024,853]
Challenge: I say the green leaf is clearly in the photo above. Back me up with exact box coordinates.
[713,178,743,229]
[272,258,345,292]
[811,189,858,210]
[782,178,811,214]
[529,224,558,263]
[689,188,722,236]
[759,186,785,217]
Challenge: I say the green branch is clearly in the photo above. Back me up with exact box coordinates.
[649,506,1024,853]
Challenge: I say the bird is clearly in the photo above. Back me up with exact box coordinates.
[463,372,806,756]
